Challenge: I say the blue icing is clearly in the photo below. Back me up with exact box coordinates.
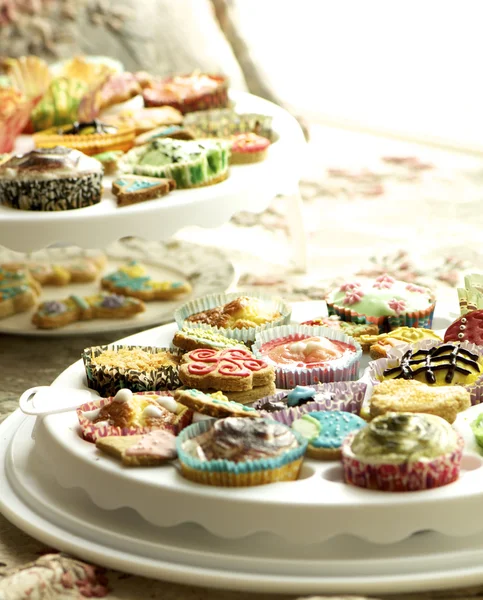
[126,181,161,192]
[171,282,183,288]
[306,411,366,449]
[104,272,152,291]
[150,126,183,139]
[286,385,316,407]
[70,295,90,310]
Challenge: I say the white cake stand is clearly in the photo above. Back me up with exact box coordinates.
[0,93,307,271]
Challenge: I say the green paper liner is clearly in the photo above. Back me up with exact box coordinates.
[77,391,192,443]
[82,344,182,397]
[176,418,308,486]
[252,325,362,388]
[174,292,292,344]
[326,295,436,334]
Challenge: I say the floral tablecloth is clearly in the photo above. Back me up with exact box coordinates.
[2,123,483,599]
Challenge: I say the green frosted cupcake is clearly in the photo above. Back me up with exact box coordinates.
[119,138,230,189]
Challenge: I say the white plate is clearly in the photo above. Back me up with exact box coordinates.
[0,239,235,336]
[0,92,305,253]
[5,410,483,595]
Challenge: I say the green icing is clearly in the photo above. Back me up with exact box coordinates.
[178,327,246,349]
[329,279,433,317]
[471,414,483,449]
[351,413,457,464]
[292,415,321,442]
[70,295,89,310]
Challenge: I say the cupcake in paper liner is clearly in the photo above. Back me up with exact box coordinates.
[176,417,307,487]
[82,344,182,397]
[342,412,464,492]
[174,292,292,344]
[252,325,362,388]
[326,275,436,334]
[252,381,367,426]
[368,338,483,405]
[77,389,193,443]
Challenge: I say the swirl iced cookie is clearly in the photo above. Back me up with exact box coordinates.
[101,261,191,301]
[83,345,182,396]
[78,389,192,442]
[177,417,307,486]
[0,147,103,211]
[369,379,471,423]
[119,138,230,189]
[292,410,366,460]
[326,275,435,333]
[342,412,464,491]
[178,347,274,392]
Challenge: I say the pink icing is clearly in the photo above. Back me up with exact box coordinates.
[187,347,267,377]
[125,429,177,458]
[343,289,364,305]
[406,283,426,293]
[373,274,395,289]
[387,298,407,315]
[339,282,361,292]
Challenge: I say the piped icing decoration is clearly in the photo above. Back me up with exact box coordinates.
[157,396,179,413]
[343,289,364,305]
[444,311,483,345]
[230,132,270,153]
[349,412,458,464]
[70,294,90,311]
[100,294,125,308]
[102,261,188,296]
[340,282,361,292]
[285,385,316,407]
[382,343,482,385]
[387,298,407,315]
[173,327,247,350]
[142,404,165,419]
[42,300,67,315]
[373,274,395,290]
[113,388,133,404]
[292,411,366,449]
[186,347,267,377]
[124,429,177,459]
[406,283,427,293]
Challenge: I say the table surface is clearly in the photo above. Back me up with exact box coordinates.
[3,123,483,598]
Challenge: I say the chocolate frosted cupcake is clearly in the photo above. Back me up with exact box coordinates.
[326,275,435,333]
[0,147,103,211]
[177,417,307,486]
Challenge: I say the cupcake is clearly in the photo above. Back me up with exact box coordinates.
[176,417,307,486]
[252,325,362,388]
[142,73,229,113]
[119,138,230,189]
[0,147,103,211]
[82,344,182,397]
[34,120,135,156]
[77,388,192,442]
[174,292,291,344]
[326,275,436,333]
[342,412,464,491]
[229,133,270,164]
[292,410,366,460]
[253,381,367,426]
[372,340,483,388]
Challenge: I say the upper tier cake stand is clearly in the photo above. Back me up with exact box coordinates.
[0,92,307,271]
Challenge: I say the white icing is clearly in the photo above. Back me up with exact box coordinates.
[288,338,335,355]
[142,405,165,419]
[82,408,102,422]
[157,397,178,413]
[94,420,110,428]
[113,389,133,403]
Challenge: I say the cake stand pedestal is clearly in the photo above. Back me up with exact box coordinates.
[0,93,308,272]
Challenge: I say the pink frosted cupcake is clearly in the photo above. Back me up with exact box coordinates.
[342,412,463,492]
[326,275,435,333]
[252,325,361,388]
